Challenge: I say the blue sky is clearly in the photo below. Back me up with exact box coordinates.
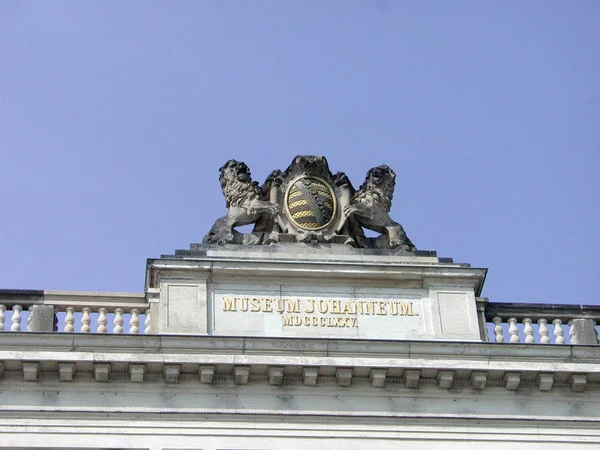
[1,1,598,307]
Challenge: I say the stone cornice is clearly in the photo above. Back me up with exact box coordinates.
[1,333,598,390]
[148,257,488,294]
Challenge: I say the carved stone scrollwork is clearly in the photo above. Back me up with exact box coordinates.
[203,155,416,252]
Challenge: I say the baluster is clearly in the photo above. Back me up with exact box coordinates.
[523,317,535,343]
[568,319,576,344]
[129,308,140,334]
[537,318,550,344]
[553,318,565,344]
[114,308,124,334]
[144,308,151,334]
[508,317,520,343]
[492,317,505,342]
[11,305,23,332]
[27,306,33,331]
[0,304,5,331]
[64,306,76,332]
[97,307,108,333]
[81,307,91,333]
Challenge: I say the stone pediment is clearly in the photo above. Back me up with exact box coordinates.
[203,155,416,251]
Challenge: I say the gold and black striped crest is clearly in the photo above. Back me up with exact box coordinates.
[285,176,336,230]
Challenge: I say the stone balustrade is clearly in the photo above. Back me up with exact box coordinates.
[2,289,599,344]
[0,289,150,334]
[479,298,600,345]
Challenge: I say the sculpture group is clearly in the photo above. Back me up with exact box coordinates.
[203,155,416,252]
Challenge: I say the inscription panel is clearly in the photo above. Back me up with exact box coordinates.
[212,284,427,339]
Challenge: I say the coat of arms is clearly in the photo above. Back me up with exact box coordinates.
[203,155,415,252]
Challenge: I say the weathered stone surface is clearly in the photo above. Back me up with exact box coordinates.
[505,372,521,390]
[199,365,215,384]
[404,369,420,388]
[94,363,110,382]
[336,368,353,386]
[22,362,39,381]
[59,363,75,382]
[148,247,485,340]
[202,155,416,251]
[129,364,145,383]
[29,305,56,332]
[268,366,284,385]
[471,371,488,390]
[569,318,598,345]
[164,365,180,383]
[302,367,319,385]
[437,370,454,389]
[370,369,387,387]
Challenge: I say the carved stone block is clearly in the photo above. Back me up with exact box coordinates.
[537,373,554,391]
[437,370,454,389]
[164,365,181,384]
[302,367,319,386]
[370,369,387,387]
[234,366,250,385]
[471,371,488,390]
[94,363,111,382]
[404,369,420,389]
[268,367,284,385]
[129,364,145,383]
[504,372,521,390]
[336,368,353,387]
[570,374,587,392]
[59,363,75,382]
[199,366,215,384]
[23,362,39,381]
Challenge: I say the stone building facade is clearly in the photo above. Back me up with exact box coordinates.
[0,156,598,449]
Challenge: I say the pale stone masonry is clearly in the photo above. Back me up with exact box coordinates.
[0,157,598,448]
[0,243,599,449]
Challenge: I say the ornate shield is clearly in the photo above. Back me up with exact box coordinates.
[285,176,336,230]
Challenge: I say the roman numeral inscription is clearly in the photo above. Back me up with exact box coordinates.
[221,297,418,328]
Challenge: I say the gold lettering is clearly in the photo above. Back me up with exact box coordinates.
[342,301,354,314]
[250,298,260,312]
[275,299,285,313]
[283,315,293,326]
[317,300,328,314]
[353,301,364,314]
[262,298,273,312]
[399,302,414,316]
[239,297,248,312]
[304,299,315,313]
[376,301,387,316]
[330,300,341,314]
[365,301,374,315]
[320,317,327,327]
[388,301,398,315]
[312,316,319,326]
[293,316,302,326]
[303,316,311,326]
[349,318,357,328]
[286,298,300,313]
[223,297,236,312]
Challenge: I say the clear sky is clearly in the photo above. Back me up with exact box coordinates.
[1,1,598,307]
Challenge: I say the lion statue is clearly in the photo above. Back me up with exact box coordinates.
[343,165,416,251]
[203,160,279,245]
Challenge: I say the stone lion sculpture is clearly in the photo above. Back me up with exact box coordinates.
[343,165,415,251]
[203,160,279,245]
